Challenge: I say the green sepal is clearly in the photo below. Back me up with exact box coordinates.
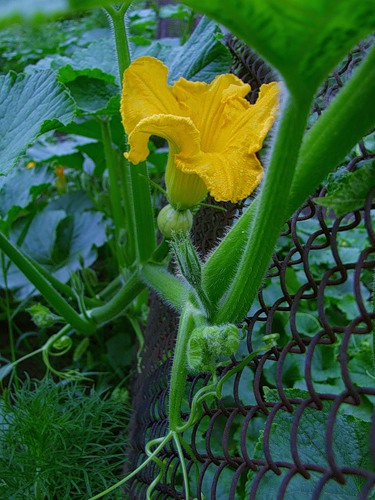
[170,234,202,289]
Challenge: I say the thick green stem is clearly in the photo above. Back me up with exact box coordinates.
[101,119,127,269]
[90,271,145,324]
[203,45,375,314]
[106,4,156,264]
[169,301,204,431]
[202,197,259,307]
[287,43,375,215]
[129,161,156,263]
[118,156,136,263]
[141,263,189,310]
[105,3,132,84]
[0,231,95,334]
[215,94,311,324]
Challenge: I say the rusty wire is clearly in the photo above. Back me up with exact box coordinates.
[126,38,375,499]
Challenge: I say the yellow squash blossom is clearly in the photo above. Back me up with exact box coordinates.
[121,56,279,210]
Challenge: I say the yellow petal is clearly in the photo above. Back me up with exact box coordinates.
[175,147,263,203]
[172,73,250,151]
[172,81,279,202]
[220,82,280,154]
[121,56,182,138]
[125,114,201,165]
[121,56,280,205]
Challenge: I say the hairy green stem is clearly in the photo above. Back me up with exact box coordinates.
[202,197,259,307]
[215,93,311,324]
[0,231,95,334]
[169,301,205,431]
[106,4,156,264]
[141,264,189,311]
[203,44,375,316]
[287,43,375,215]
[105,3,132,84]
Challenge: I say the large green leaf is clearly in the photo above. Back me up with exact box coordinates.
[0,70,75,176]
[0,164,55,221]
[246,388,375,498]
[181,0,375,97]
[165,16,231,83]
[315,161,375,217]
[132,17,231,83]
[0,192,107,298]
[30,17,230,87]
[28,38,118,85]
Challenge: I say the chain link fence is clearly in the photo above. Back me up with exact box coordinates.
[125,37,375,499]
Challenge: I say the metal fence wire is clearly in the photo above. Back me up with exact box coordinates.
[126,37,375,499]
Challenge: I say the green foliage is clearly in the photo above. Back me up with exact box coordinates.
[0,11,107,74]
[0,190,107,299]
[181,0,375,97]
[129,15,231,82]
[26,303,62,327]
[0,377,128,499]
[0,0,115,26]
[0,71,75,175]
[0,3,374,499]
[315,160,375,216]
[163,16,231,83]
[246,388,375,499]
[0,163,55,224]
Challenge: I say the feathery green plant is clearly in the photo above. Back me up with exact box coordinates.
[0,377,128,499]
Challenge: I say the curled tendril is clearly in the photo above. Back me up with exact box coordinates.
[187,324,240,373]
[50,334,73,355]
[42,331,88,381]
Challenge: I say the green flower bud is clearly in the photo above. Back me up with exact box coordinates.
[157,204,193,238]
[170,234,202,288]
[187,324,240,373]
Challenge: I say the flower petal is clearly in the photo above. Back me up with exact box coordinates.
[175,147,264,203]
[173,82,279,202]
[172,73,250,151]
[126,114,201,165]
[121,56,182,137]
[220,81,280,154]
